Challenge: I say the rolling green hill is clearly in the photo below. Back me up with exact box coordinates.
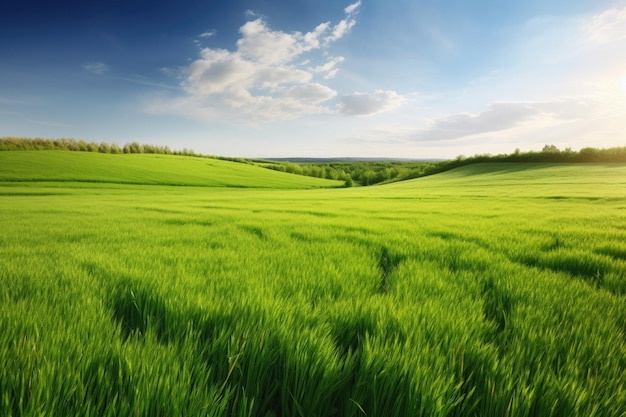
[382,162,626,197]
[0,151,344,189]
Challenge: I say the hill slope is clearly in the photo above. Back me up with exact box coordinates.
[380,162,626,198]
[0,151,343,189]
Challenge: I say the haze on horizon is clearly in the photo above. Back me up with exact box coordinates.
[1,0,625,159]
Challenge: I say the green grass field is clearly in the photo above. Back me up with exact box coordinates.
[1,151,625,416]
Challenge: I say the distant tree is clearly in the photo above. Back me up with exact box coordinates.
[375,169,389,184]
[362,170,377,186]
[284,163,303,175]
[179,148,195,156]
[77,140,89,152]
[129,142,144,154]
[110,143,122,154]
[98,142,111,153]
[579,147,599,162]
[542,144,560,153]
[65,139,80,151]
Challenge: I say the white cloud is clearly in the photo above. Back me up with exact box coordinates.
[310,56,345,79]
[345,1,361,15]
[304,23,331,49]
[237,19,300,65]
[339,90,405,116]
[283,83,337,104]
[256,67,313,88]
[404,98,598,143]
[328,20,354,42]
[199,30,216,38]
[149,1,402,122]
[585,6,626,44]
[82,62,109,75]
[183,48,256,95]
[326,2,360,43]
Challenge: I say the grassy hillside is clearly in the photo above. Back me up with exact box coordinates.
[0,151,343,188]
[1,159,625,416]
[383,162,626,197]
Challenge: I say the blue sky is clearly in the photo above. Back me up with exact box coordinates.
[2,0,625,158]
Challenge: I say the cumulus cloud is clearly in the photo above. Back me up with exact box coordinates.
[153,1,400,122]
[339,90,405,116]
[237,20,299,65]
[82,62,109,75]
[407,98,597,142]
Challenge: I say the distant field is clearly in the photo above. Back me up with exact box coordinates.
[1,152,625,416]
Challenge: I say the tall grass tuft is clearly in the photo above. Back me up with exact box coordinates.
[376,246,403,294]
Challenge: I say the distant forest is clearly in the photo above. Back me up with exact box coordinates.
[262,144,626,186]
[2,137,625,186]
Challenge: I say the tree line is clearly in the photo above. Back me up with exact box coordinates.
[2,137,625,186]
[0,137,197,156]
